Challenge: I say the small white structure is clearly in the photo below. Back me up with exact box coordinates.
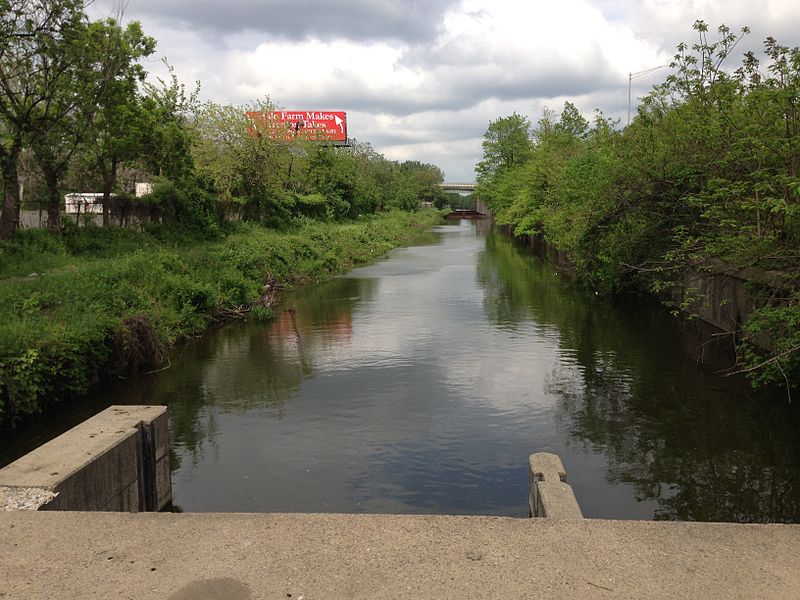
[64,193,103,214]
[135,182,153,197]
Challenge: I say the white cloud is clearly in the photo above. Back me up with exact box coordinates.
[633,0,799,51]
[96,0,800,180]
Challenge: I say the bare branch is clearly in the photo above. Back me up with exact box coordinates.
[723,344,800,376]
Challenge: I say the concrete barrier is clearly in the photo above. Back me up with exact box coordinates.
[529,452,583,519]
[0,406,171,512]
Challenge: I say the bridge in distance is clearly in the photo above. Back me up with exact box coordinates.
[438,182,488,219]
[439,182,476,192]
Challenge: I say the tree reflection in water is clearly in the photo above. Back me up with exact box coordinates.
[165,276,377,467]
[479,232,800,522]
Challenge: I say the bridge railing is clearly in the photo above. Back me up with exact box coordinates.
[439,182,477,191]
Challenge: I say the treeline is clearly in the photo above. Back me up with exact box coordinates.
[476,22,800,392]
[0,1,445,238]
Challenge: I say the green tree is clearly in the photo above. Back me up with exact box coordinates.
[0,0,23,235]
[476,112,533,181]
[306,146,357,219]
[473,22,800,391]
[192,98,291,224]
[191,100,254,206]
[0,111,22,238]
[341,139,383,216]
[555,101,589,139]
[1,4,155,230]
[0,0,86,235]
[141,64,199,183]
[78,19,156,225]
[389,160,444,211]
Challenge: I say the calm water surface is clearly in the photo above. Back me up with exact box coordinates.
[3,220,800,520]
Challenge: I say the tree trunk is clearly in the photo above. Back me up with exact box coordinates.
[0,144,22,239]
[101,168,110,227]
[44,170,61,230]
[101,158,118,227]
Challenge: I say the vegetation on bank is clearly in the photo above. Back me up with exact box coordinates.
[476,22,800,393]
[0,210,444,425]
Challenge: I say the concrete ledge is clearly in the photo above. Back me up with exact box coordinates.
[529,452,583,519]
[0,406,170,512]
[1,511,798,599]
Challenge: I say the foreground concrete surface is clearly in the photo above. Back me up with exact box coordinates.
[2,512,798,599]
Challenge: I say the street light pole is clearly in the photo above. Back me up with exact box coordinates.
[628,71,632,126]
[627,65,669,125]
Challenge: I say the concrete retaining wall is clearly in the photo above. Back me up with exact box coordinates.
[511,230,786,351]
[673,264,785,345]
[0,406,171,512]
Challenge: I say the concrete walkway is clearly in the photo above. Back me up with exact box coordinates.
[2,511,798,599]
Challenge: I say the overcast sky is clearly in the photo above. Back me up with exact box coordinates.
[93,0,800,181]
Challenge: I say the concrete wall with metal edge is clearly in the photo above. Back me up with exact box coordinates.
[0,406,171,512]
[529,452,583,519]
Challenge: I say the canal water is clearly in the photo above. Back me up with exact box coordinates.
[3,220,800,520]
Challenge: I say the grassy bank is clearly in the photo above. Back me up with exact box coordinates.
[0,211,444,425]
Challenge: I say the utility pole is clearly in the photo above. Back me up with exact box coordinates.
[628,65,669,125]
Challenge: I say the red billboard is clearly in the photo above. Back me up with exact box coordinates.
[246,111,347,143]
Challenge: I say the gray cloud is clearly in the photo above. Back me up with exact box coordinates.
[114,0,459,43]
[266,67,621,118]
[358,124,485,148]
